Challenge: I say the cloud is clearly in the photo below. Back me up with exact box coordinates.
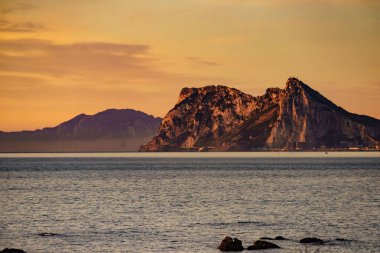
[0,2,44,33]
[0,39,165,83]
[187,57,219,66]
[207,0,380,6]
[0,19,46,32]
[0,2,36,14]
[0,38,184,130]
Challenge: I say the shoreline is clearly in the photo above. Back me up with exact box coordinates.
[1,151,380,158]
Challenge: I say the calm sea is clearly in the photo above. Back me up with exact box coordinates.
[0,152,379,253]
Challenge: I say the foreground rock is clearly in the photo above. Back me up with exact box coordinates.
[37,232,59,236]
[0,249,26,253]
[218,236,244,251]
[247,240,281,250]
[260,236,288,240]
[260,237,273,240]
[300,237,324,244]
[336,238,350,242]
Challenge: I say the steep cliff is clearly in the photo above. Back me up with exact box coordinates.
[139,85,258,151]
[263,78,380,149]
[140,78,380,151]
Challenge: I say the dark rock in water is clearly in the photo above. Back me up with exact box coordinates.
[218,236,244,251]
[300,237,324,244]
[247,240,281,250]
[0,248,26,253]
[259,236,288,241]
[260,237,274,240]
[38,232,58,236]
[336,238,350,242]
[275,236,288,240]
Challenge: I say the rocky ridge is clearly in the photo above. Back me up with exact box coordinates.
[140,78,380,151]
[0,109,161,152]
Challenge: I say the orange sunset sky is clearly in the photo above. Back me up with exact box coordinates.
[0,0,379,131]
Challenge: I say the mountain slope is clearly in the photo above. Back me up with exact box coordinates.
[139,85,258,151]
[140,78,380,151]
[0,109,162,152]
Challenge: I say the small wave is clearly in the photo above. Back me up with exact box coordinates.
[237,221,264,225]
[202,220,271,227]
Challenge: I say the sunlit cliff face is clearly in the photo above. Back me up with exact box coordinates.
[140,78,380,151]
[1,0,379,131]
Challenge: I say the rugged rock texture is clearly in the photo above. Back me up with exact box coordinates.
[0,109,161,152]
[141,78,380,151]
[140,86,257,151]
[217,236,244,252]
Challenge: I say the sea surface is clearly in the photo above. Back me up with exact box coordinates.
[0,152,379,253]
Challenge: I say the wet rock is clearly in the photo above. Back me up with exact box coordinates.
[218,236,244,251]
[38,232,59,236]
[300,237,324,244]
[260,237,273,240]
[260,236,288,241]
[247,240,281,250]
[336,238,350,242]
[0,249,26,253]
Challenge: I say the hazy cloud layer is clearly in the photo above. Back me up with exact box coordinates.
[187,57,219,66]
[0,39,178,131]
[0,0,379,131]
[212,0,380,6]
[0,2,37,14]
[0,19,46,32]
[0,39,164,82]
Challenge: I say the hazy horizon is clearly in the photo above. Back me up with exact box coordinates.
[2,78,380,133]
[1,0,380,131]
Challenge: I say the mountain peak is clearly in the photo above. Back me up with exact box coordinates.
[0,108,162,152]
[285,77,304,90]
[142,78,380,151]
[177,87,196,104]
[179,85,231,94]
[177,85,237,105]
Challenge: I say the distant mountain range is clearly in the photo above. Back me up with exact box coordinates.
[2,78,379,152]
[0,109,161,152]
[140,78,380,151]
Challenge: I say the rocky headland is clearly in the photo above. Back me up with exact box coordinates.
[141,78,380,151]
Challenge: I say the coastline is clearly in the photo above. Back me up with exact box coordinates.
[1,151,380,158]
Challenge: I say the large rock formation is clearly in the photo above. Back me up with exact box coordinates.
[246,240,281,250]
[217,236,244,251]
[0,109,161,152]
[140,78,380,151]
[140,85,258,151]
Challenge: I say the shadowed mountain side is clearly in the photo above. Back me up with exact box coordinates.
[140,78,380,151]
[0,109,162,152]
